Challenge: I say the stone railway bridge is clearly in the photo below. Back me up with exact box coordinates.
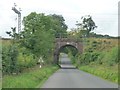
[54,38,83,64]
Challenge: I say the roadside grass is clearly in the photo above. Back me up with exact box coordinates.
[77,38,119,84]
[79,65,118,83]
[2,65,59,88]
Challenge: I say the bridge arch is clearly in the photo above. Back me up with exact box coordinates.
[54,38,83,64]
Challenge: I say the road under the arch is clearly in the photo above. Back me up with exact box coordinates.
[59,53,76,69]
[41,54,118,88]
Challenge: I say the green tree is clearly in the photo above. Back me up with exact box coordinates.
[49,14,68,37]
[21,12,56,64]
[76,15,97,37]
[2,27,19,74]
[6,27,20,41]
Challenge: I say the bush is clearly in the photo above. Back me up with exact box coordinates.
[17,53,36,68]
[2,44,18,74]
[2,43,38,74]
[101,46,119,66]
[78,51,100,65]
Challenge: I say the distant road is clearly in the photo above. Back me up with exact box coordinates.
[41,54,118,88]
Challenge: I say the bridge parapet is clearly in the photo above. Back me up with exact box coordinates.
[55,38,82,43]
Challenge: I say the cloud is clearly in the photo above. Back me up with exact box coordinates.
[0,0,119,37]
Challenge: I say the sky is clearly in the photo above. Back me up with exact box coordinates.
[0,0,119,38]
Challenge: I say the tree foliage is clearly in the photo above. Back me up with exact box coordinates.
[21,12,68,59]
[3,28,19,74]
[76,15,97,37]
[49,14,68,34]
[3,12,68,74]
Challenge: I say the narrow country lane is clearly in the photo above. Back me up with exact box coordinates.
[41,54,118,88]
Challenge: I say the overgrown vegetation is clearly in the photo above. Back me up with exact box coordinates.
[2,65,58,88]
[2,12,67,75]
[78,38,119,65]
[71,38,119,83]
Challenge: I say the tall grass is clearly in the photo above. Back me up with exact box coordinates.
[2,65,59,88]
[79,65,118,83]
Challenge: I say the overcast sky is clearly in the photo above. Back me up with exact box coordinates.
[0,0,119,38]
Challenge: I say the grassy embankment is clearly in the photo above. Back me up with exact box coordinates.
[74,38,119,83]
[79,65,118,83]
[2,65,58,88]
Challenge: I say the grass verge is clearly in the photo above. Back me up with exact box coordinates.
[79,65,118,83]
[2,65,59,88]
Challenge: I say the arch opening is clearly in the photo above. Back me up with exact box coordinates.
[59,45,78,57]
[58,45,78,67]
[54,44,80,65]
